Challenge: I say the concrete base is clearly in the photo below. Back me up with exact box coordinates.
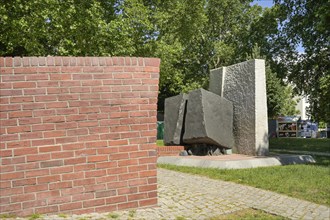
[157,154,315,169]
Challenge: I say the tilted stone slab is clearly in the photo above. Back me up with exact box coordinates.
[164,94,188,145]
[183,88,234,149]
[209,59,269,156]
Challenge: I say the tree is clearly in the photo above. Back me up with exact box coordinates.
[248,45,299,118]
[266,0,330,122]
[153,0,265,110]
[0,0,154,56]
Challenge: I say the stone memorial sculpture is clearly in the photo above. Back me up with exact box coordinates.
[164,59,269,156]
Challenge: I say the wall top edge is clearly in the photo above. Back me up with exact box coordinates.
[0,56,160,68]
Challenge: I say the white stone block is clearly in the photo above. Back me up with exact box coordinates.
[209,59,269,156]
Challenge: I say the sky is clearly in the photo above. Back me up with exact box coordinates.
[251,0,274,8]
[251,0,305,53]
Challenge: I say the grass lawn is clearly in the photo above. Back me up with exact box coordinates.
[156,139,164,146]
[158,155,330,206]
[158,138,330,205]
[269,138,330,153]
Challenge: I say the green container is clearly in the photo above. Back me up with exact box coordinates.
[157,121,164,140]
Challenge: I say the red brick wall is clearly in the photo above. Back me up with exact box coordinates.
[157,146,185,157]
[0,57,160,216]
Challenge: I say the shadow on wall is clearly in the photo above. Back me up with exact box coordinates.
[257,131,270,156]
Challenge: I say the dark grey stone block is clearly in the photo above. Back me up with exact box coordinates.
[183,89,234,149]
[164,94,188,145]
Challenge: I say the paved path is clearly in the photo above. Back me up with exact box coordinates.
[16,169,330,220]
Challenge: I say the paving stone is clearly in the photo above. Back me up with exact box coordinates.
[13,168,330,220]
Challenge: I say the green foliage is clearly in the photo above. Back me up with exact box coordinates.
[0,213,16,219]
[264,0,330,122]
[1,0,328,119]
[28,213,43,220]
[107,213,119,219]
[248,45,299,118]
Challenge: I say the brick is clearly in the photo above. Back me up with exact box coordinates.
[40,160,63,168]
[52,151,74,159]
[0,203,21,213]
[85,170,106,178]
[27,153,51,162]
[7,125,31,134]
[85,141,108,148]
[43,130,66,138]
[22,199,47,209]
[11,162,39,171]
[139,170,157,178]
[118,159,138,167]
[0,164,14,172]
[74,164,95,172]
[72,193,94,202]
[62,172,84,181]
[50,166,73,174]
[32,123,55,131]
[0,171,24,180]
[0,82,13,89]
[0,150,12,157]
[11,193,35,203]
[10,96,33,103]
[1,156,25,165]
[87,155,108,163]
[60,202,82,211]
[55,136,77,144]
[24,183,48,193]
[24,88,46,95]
[0,98,9,105]
[47,196,71,205]
[32,138,55,146]
[19,117,41,125]
[0,133,19,141]
[37,81,59,87]
[14,147,38,156]
[128,193,148,201]
[139,198,157,207]
[119,172,139,181]
[0,89,23,96]
[74,148,96,157]
[67,128,88,136]
[62,143,84,151]
[47,87,69,94]
[0,119,18,127]
[35,206,58,214]
[49,181,72,190]
[95,161,117,169]
[20,131,43,140]
[84,184,107,193]
[37,175,61,184]
[13,82,36,88]
[46,101,67,109]
[83,198,105,208]
[128,165,148,173]
[95,190,116,198]
[8,111,32,119]
[73,178,95,187]
[78,134,99,142]
[22,103,45,110]
[56,122,78,130]
[13,178,37,187]
[63,157,86,165]
[118,201,138,210]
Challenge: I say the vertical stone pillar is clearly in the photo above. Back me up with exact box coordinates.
[209,59,269,156]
